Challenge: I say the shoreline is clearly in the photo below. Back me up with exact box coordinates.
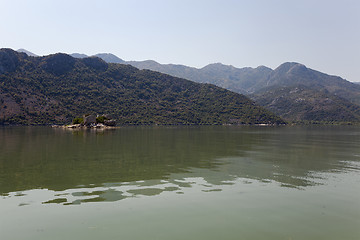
[52,123,119,130]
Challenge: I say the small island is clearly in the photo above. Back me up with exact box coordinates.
[53,114,117,129]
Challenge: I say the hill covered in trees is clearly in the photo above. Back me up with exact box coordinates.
[0,48,284,125]
[122,59,360,123]
[15,48,360,123]
[125,61,360,104]
[251,85,360,123]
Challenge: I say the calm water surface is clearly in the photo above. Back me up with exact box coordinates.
[0,126,359,240]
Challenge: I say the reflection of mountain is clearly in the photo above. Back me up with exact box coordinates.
[218,126,360,187]
[0,126,257,194]
[41,177,224,205]
[1,126,360,203]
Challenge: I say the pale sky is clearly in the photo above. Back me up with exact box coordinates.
[1,0,359,82]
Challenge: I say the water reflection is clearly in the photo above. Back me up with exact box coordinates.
[0,126,359,205]
[8,176,237,206]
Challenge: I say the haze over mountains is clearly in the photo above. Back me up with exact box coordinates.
[11,49,360,123]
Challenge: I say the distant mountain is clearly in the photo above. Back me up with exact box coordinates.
[70,53,88,58]
[127,61,271,94]
[124,59,360,123]
[16,48,38,57]
[127,60,360,103]
[0,48,283,125]
[261,63,360,104]
[71,52,125,63]
[94,53,125,64]
[11,49,360,123]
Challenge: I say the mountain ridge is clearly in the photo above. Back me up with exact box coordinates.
[1,48,284,125]
[14,49,360,123]
[16,48,38,57]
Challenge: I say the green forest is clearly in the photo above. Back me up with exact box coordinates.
[0,49,284,125]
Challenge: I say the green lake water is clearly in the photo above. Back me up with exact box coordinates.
[0,126,359,239]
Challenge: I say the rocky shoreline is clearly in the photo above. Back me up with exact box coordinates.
[52,114,117,129]
[52,123,118,129]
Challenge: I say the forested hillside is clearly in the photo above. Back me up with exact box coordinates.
[15,48,360,123]
[0,48,284,125]
[126,60,360,123]
[251,85,360,122]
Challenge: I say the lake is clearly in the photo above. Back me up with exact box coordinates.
[0,126,359,240]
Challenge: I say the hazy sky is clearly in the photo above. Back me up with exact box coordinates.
[1,0,359,81]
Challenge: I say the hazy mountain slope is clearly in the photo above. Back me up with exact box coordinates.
[257,63,360,104]
[198,63,272,94]
[126,59,360,122]
[70,53,88,58]
[18,49,125,63]
[127,61,271,94]
[94,53,125,64]
[16,48,38,57]
[14,49,360,122]
[72,53,124,63]
[251,85,360,122]
[128,60,360,101]
[25,49,360,103]
[0,48,284,125]
[125,59,360,105]
[17,50,360,102]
